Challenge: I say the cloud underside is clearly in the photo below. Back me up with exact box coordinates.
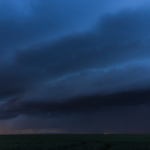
[0,4,150,122]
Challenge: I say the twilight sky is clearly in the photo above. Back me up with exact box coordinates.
[0,0,150,134]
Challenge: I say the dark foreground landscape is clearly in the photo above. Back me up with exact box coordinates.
[0,134,150,150]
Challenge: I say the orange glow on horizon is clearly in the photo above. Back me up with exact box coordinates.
[0,128,64,135]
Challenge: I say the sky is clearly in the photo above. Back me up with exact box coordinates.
[0,0,150,134]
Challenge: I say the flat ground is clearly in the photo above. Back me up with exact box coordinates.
[0,134,150,150]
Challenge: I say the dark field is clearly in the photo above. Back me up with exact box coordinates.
[0,134,150,150]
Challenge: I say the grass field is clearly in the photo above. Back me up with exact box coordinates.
[0,134,150,150]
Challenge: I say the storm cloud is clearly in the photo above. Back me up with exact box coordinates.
[0,0,150,134]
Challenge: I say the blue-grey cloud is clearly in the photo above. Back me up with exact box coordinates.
[0,0,150,133]
[0,0,149,51]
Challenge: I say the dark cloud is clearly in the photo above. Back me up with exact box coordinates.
[0,0,150,133]
[13,6,150,77]
[0,61,46,99]
[0,0,117,51]
[1,100,150,134]
[0,86,150,120]
[1,0,148,51]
